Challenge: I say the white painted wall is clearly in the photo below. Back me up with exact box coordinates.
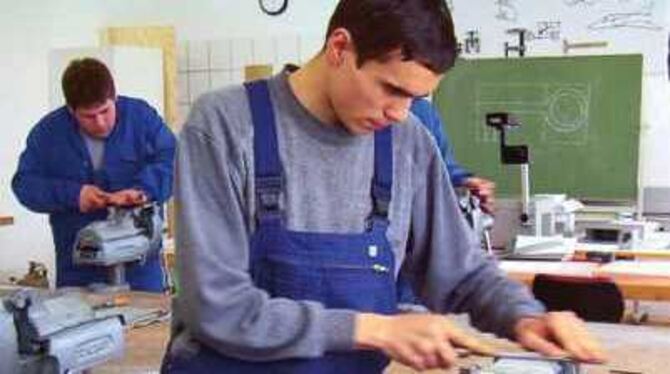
[0,1,104,284]
[0,0,337,284]
[49,46,164,114]
[0,0,668,283]
[100,0,336,42]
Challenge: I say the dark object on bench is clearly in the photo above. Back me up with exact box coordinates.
[532,274,624,323]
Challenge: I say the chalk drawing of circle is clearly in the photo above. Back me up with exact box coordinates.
[547,89,587,133]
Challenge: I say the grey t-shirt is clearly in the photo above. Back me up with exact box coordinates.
[80,131,105,171]
[169,71,544,362]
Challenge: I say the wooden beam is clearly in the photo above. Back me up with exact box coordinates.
[0,215,14,226]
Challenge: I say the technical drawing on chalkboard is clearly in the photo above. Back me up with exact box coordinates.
[434,55,642,201]
[564,0,599,5]
[495,0,518,22]
[589,12,662,31]
[474,83,591,146]
[535,21,562,41]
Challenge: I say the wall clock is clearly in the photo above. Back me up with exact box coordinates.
[259,0,289,16]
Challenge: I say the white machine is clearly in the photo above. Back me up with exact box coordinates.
[0,288,124,374]
[579,218,660,249]
[527,194,583,238]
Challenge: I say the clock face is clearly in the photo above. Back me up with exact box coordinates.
[259,0,288,16]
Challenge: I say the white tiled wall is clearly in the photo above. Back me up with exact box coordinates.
[176,35,322,127]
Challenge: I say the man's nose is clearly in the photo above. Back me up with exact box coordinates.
[94,115,107,128]
[384,99,412,123]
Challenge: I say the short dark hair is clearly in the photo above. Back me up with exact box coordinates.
[61,57,116,109]
[325,0,458,74]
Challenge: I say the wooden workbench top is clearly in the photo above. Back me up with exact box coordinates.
[93,292,669,374]
[501,259,670,301]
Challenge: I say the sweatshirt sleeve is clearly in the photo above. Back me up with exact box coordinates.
[173,97,356,361]
[405,147,545,339]
[410,99,472,186]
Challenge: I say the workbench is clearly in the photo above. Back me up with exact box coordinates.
[95,293,669,374]
[390,320,670,374]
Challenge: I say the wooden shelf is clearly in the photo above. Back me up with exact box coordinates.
[0,215,14,226]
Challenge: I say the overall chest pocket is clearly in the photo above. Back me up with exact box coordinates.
[257,255,397,314]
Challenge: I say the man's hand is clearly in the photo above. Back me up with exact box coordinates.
[355,313,495,371]
[79,185,110,213]
[463,177,495,214]
[514,312,607,364]
[107,189,147,207]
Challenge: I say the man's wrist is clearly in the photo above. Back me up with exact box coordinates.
[513,315,543,337]
[354,313,389,350]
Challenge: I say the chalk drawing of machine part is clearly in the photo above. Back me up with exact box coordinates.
[475,83,591,146]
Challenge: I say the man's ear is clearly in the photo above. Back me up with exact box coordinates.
[325,28,354,67]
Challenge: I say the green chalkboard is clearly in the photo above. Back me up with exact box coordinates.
[434,54,642,201]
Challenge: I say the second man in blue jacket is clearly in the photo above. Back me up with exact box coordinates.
[12,57,176,291]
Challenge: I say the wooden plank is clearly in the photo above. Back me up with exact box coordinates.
[574,248,670,260]
[502,260,670,301]
[0,215,14,226]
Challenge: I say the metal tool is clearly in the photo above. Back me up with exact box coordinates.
[73,203,162,292]
[486,112,530,226]
[0,288,124,374]
[459,351,581,374]
[505,28,529,57]
[563,39,608,54]
[459,191,495,254]
[464,30,481,54]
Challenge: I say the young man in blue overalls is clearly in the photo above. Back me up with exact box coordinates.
[162,0,606,372]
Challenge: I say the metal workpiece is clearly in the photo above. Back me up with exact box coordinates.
[73,203,163,291]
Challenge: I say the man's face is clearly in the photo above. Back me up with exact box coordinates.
[329,48,442,135]
[72,98,117,139]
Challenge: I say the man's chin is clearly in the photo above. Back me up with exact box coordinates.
[344,122,381,135]
[85,130,111,139]
[348,126,374,136]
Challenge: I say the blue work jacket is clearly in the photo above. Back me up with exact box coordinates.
[12,96,176,291]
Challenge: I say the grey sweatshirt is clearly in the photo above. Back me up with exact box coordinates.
[169,71,544,362]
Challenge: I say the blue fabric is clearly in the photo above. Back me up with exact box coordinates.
[410,98,472,186]
[162,80,396,373]
[12,96,176,291]
[372,129,393,217]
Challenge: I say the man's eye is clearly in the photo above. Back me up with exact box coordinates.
[384,85,402,96]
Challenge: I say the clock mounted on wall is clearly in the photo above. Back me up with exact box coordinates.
[259,0,289,16]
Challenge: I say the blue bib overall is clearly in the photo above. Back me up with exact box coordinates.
[162,80,397,373]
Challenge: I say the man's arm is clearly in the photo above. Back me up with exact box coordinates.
[130,105,176,204]
[406,148,605,363]
[12,126,82,214]
[407,146,544,337]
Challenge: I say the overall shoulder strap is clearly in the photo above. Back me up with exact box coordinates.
[244,80,283,224]
[372,127,393,220]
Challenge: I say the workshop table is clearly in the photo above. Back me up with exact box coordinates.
[95,292,670,374]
